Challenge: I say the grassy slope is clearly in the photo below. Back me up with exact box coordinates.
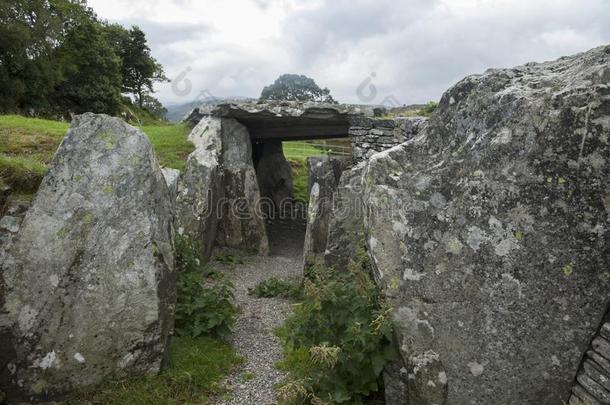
[0,115,193,196]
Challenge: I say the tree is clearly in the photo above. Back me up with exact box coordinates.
[260,74,337,103]
[0,0,66,113]
[53,18,122,117]
[111,26,168,108]
[141,95,167,119]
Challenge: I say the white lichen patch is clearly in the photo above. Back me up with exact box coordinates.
[445,236,464,255]
[491,127,513,145]
[468,361,484,377]
[49,274,59,288]
[466,226,488,251]
[74,352,86,363]
[17,305,38,332]
[35,351,57,369]
[438,371,448,385]
[430,192,447,209]
[551,355,561,366]
[403,268,425,281]
[392,221,408,236]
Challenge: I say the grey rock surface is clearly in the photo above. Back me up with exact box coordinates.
[253,140,293,217]
[361,46,610,404]
[176,116,224,264]
[161,167,180,202]
[349,116,428,161]
[303,156,347,269]
[0,113,175,399]
[216,118,269,255]
[187,100,372,142]
[324,163,366,272]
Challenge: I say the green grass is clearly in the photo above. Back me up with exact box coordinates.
[282,141,325,160]
[0,155,47,194]
[0,115,193,196]
[289,158,308,203]
[140,123,193,172]
[81,336,242,404]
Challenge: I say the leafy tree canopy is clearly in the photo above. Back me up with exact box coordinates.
[0,0,168,119]
[260,74,337,103]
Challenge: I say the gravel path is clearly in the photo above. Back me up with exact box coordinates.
[213,218,305,405]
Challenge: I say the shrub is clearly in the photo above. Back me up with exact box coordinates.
[175,235,201,273]
[174,235,237,339]
[175,271,237,339]
[276,265,397,404]
[420,101,438,116]
[249,277,302,300]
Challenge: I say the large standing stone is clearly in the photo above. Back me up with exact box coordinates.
[216,118,269,255]
[0,113,175,399]
[362,46,610,404]
[323,162,366,272]
[303,156,348,268]
[161,167,180,203]
[253,140,293,217]
[176,116,224,264]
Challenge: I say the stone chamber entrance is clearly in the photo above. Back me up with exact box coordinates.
[189,101,360,259]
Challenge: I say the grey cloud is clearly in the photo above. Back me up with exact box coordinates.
[109,18,210,47]
[147,0,610,105]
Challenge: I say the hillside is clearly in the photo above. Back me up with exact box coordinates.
[0,115,193,199]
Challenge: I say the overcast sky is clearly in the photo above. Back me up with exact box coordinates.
[88,0,610,106]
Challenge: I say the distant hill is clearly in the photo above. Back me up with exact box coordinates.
[165,96,255,122]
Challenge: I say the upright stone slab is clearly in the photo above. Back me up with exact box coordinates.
[254,140,293,217]
[303,156,347,268]
[0,114,175,399]
[176,116,224,264]
[324,162,366,272]
[161,167,180,203]
[216,118,269,255]
[362,46,610,404]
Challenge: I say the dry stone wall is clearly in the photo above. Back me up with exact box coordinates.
[349,116,428,161]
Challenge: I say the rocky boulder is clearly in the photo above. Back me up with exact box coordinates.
[323,162,366,271]
[303,156,348,268]
[216,118,269,255]
[362,45,610,404]
[175,116,224,264]
[253,140,293,217]
[161,167,180,203]
[0,113,175,399]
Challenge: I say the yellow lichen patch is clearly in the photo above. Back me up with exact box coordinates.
[56,226,70,239]
[82,212,95,225]
[562,262,574,277]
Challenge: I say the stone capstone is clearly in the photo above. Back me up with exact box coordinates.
[360,45,610,404]
[0,113,175,399]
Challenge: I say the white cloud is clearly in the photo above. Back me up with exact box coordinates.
[88,0,610,106]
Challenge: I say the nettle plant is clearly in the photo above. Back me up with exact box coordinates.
[276,262,397,404]
[249,277,302,300]
[174,236,237,339]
